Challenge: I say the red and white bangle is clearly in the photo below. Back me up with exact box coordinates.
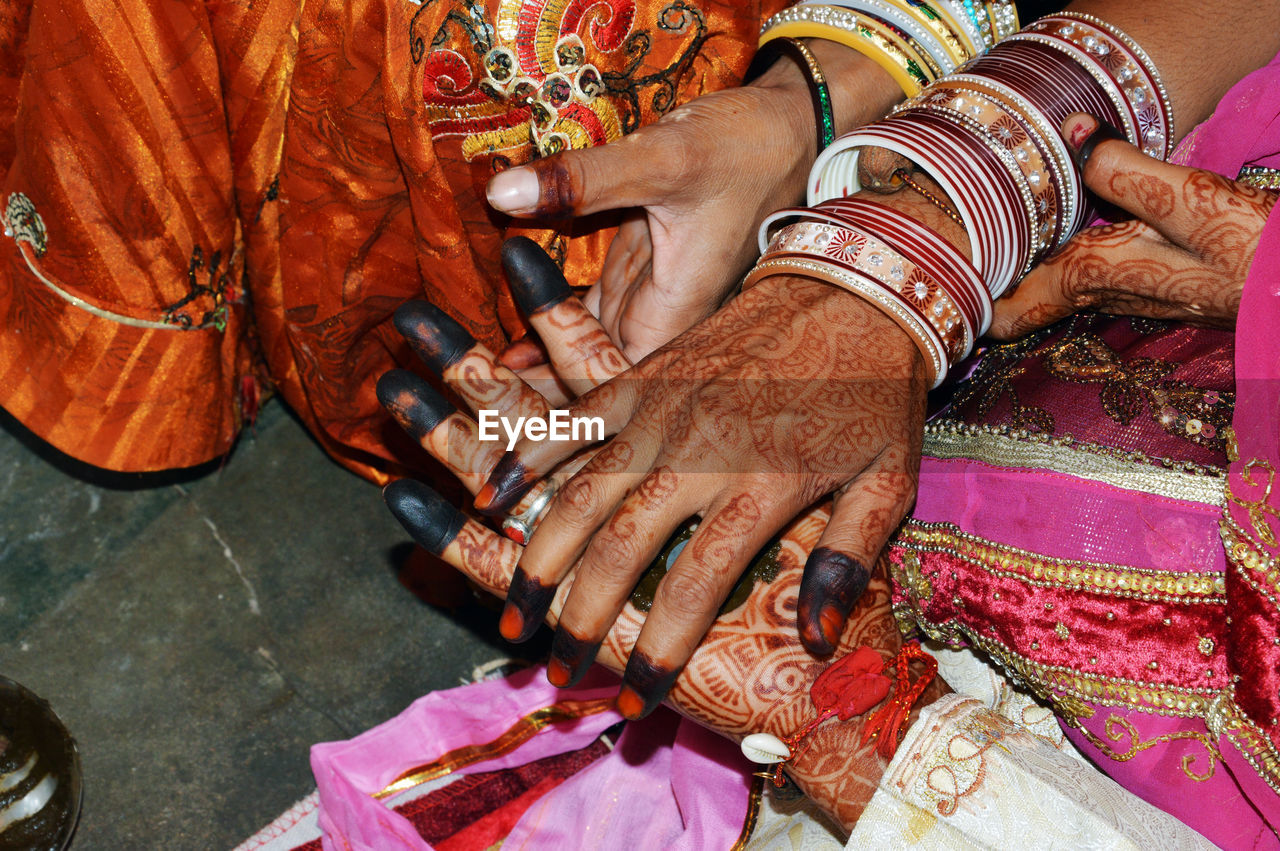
[744,252,947,385]
[1021,13,1173,158]
[764,219,970,363]
[942,74,1082,247]
[813,198,992,335]
[893,101,1042,276]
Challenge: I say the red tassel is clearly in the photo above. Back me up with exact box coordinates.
[861,642,937,759]
[770,643,935,785]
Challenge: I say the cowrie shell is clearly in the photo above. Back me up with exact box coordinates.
[740,732,791,764]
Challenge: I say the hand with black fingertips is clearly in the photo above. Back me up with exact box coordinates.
[377,280,947,830]
[383,480,468,557]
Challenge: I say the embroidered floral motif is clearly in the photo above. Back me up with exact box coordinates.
[947,321,1060,433]
[4,193,47,257]
[417,0,707,160]
[1041,332,1232,452]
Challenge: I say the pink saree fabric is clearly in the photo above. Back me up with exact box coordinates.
[310,667,753,850]
[896,48,1280,847]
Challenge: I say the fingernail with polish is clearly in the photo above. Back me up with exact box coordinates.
[376,370,455,442]
[475,452,537,515]
[797,547,871,655]
[499,566,556,643]
[501,237,573,317]
[547,629,602,688]
[617,651,679,720]
[383,480,468,556]
[393,301,475,375]
[1064,116,1127,173]
[487,167,540,214]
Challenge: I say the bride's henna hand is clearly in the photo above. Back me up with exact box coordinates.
[990,112,1280,338]
[483,274,926,714]
[384,475,934,830]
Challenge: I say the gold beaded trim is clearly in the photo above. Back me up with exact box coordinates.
[1206,689,1280,795]
[1220,517,1280,609]
[898,521,1226,604]
[923,420,1227,507]
[893,602,1221,721]
[1239,166,1280,190]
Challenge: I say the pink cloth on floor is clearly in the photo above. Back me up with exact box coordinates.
[310,667,752,850]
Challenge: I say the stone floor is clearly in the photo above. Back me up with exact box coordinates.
[0,398,530,849]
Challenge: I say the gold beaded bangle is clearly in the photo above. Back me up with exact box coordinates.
[881,0,972,66]
[763,6,933,95]
[983,0,1018,40]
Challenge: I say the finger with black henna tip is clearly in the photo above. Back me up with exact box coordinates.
[542,467,698,687]
[377,369,501,495]
[797,463,915,655]
[394,300,476,375]
[394,300,548,423]
[384,480,469,562]
[546,629,603,688]
[475,452,541,517]
[498,442,651,641]
[498,565,560,643]
[616,650,682,720]
[377,369,455,443]
[797,548,871,656]
[383,479,519,598]
[475,378,638,514]
[503,237,574,317]
[615,492,794,719]
[502,237,633,393]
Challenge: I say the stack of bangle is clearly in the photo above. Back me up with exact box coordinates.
[750,14,1171,385]
[757,0,1018,106]
[747,198,993,387]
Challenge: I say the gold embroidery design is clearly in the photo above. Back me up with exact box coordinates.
[1076,714,1219,782]
[1227,458,1279,548]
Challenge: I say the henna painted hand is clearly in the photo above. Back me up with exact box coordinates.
[377,244,943,828]
[990,113,1279,339]
[485,46,900,361]
[476,268,927,724]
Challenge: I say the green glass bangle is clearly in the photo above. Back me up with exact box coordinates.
[746,36,838,151]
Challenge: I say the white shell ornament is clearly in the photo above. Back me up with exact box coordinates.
[740,732,791,764]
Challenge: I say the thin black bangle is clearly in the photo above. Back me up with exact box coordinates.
[745,36,837,152]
